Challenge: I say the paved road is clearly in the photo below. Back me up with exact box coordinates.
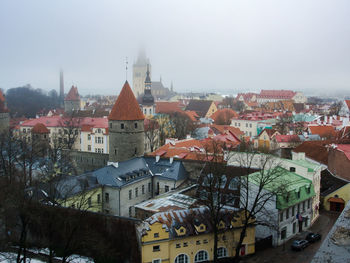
[242,211,339,263]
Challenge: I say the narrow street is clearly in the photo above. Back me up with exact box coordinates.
[242,211,339,263]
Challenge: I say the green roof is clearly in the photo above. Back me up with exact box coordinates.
[248,167,315,210]
[287,159,320,172]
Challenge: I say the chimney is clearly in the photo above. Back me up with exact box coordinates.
[170,157,174,164]
[156,155,160,162]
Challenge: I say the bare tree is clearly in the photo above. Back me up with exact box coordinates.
[144,118,159,152]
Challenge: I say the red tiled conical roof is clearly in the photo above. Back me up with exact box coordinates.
[32,123,50,134]
[108,81,144,121]
[65,86,80,101]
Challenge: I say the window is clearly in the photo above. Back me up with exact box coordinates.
[293,222,296,234]
[129,206,132,217]
[286,209,289,220]
[134,123,138,129]
[229,177,239,190]
[175,254,189,263]
[154,233,159,238]
[307,199,311,209]
[144,109,147,114]
[88,145,91,151]
[196,240,201,245]
[153,245,160,252]
[121,123,124,129]
[105,193,109,203]
[290,167,296,172]
[292,205,295,217]
[280,211,283,222]
[142,185,145,194]
[195,251,208,262]
[135,187,138,197]
[176,243,181,248]
[303,201,305,211]
[183,242,188,247]
[97,194,101,204]
[109,123,112,129]
[249,123,252,128]
[129,190,132,200]
[165,185,169,192]
[97,128,101,133]
[217,247,227,258]
[281,227,287,240]
[203,239,208,244]
[87,197,91,207]
[246,123,248,127]
[297,203,300,213]
[148,182,151,192]
[297,191,300,199]
[306,186,311,194]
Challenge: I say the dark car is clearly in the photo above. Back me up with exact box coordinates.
[291,240,309,251]
[306,233,322,243]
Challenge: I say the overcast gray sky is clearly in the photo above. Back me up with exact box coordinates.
[1,0,350,96]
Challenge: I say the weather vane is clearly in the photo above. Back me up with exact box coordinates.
[125,57,128,80]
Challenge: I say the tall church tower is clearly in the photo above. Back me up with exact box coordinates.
[108,81,145,162]
[133,50,151,98]
[0,89,9,134]
[140,65,155,117]
[59,69,64,107]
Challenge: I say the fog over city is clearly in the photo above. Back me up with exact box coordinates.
[1,0,350,96]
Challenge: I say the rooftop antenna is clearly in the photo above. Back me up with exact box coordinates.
[125,56,128,80]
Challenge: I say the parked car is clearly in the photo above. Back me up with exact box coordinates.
[306,233,322,243]
[291,240,309,251]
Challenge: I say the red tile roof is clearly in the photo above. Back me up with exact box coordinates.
[108,81,144,121]
[293,140,331,165]
[257,128,279,138]
[336,144,350,161]
[32,123,50,134]
[345,100,350,110]
[259,90,296,99]
[308,125,336,138]
[275,134,300,143]
[184,110,199,122]
[65,86,80,101]
[155,101,183,114]
[210,124,244,137]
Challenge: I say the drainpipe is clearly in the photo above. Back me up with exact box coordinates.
[118,188,121,216]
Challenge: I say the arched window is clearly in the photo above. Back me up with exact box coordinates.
[174,254,189,263]
[217,247,227,258]
[220,175,227,188]
[229,177,239,190]
[195,250,208,262]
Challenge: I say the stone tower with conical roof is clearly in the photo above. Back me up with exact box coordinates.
[108,81,145,162]
[0,90,9,134]
[64,86,80,113]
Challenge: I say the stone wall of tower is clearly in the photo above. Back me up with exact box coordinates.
[108,119,145,162]
[133,64,151,98]
[0,112,9,134]
[64,100,80,113]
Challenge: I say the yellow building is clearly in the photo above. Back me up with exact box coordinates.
[322,183,350,212]
[138,207,255,263]
[255,129,280,151]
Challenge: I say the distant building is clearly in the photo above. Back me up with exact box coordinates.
[133,50,151,98]
[59,69,64,107]
[64,86,80,113]
[256,90,307,104]
[185,100,217,118]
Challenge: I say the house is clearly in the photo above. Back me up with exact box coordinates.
[255,129,280,150]
[256,90,306,104]
[320,170,350,212]
[339,99,350,116]
[64,85,81,113]
[56,156,188,217]
[138,207,256,263]
[308,125,336,140]
[185,100,218,118]
[231,112,276,137]
[246,167,315,246]
[274,134,301,149]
